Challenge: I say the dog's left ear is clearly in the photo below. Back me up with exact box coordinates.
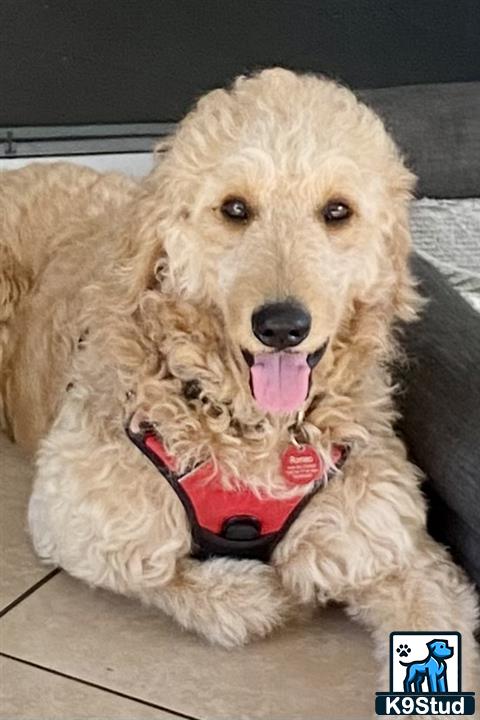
[384,164,421,324]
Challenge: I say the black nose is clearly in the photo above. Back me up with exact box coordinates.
[251,301,311,349]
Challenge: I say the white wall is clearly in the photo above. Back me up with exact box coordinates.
[0,153,153,176]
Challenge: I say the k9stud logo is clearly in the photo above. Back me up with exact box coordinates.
[375,632,475,715]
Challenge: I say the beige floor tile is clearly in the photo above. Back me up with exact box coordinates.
[0,572,376,720]
[0,435,51,611]
[0,656,179,719]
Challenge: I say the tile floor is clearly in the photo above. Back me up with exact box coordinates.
[0,432,377,719]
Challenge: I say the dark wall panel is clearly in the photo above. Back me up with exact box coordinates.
[1,0,479,126]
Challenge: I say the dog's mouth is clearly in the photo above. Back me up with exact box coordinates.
[242,342,328,414]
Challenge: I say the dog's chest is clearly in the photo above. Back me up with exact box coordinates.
[127,423,347,563]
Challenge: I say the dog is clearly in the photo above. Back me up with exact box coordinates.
[401,640,453,693]
[0,68,478,694]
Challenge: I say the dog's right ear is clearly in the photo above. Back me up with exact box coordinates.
[381,160,423,326]
[0,245,31,325]
[104,184,170,310]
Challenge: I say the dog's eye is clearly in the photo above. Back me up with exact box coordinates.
[322,201,352,224]
[221,197,250,222]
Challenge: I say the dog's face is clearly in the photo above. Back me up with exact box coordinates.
[147,69,415,415]
[427,640,454,660]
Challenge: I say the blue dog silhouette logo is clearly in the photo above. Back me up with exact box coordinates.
[399,638,453,693]
[375,632,475,715]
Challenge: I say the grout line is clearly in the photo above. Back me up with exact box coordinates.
[0,652,204,720]
[0,568,61,618]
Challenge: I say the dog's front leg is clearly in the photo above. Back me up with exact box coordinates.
[31,489,292,648]
[438,674,447,693]
[345,540,479,697]
[29,432,293,648]
[32,496,291,648]
[142,556,293,648]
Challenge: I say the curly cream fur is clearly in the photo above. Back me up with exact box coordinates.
[1,69,478,699]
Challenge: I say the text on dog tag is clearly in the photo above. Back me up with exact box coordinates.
[281,444,323,485]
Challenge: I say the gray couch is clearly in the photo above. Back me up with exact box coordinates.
[360,81,480,587]
[399,255,480,586]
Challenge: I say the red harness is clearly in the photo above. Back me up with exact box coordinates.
[127,426,347,562]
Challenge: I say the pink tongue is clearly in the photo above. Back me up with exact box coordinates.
[250,352,311,413]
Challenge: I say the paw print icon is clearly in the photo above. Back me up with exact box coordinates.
[396,644,411,658]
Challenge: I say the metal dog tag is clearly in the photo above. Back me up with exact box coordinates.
[281,444,323,485]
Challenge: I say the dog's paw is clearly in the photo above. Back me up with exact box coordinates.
[166,557,293,648]
[396,643,411,658]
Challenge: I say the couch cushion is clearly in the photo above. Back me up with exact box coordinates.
[397,255,480,585]
[360,82,480,198]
